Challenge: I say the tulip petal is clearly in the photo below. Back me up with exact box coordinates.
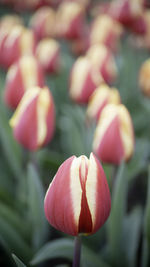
[86,153,111,233]
[44,156,82,236]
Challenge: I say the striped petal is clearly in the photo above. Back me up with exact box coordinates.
[44,156,82,236]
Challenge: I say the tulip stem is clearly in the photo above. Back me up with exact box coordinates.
[73,236,82,267]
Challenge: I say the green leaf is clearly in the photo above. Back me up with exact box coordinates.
[141,165,150,267]
[27,162,48,250]
[0,236,17,267]
[12,254,26,267]
[31,238,73,265]
[0,217,32,262]
[0,105,23,181]
[123,207,142,267]
[0,203,30,242]
[31,238,111,267]
[107,162,128,267]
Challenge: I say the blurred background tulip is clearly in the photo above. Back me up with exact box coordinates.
[93,104,134,165]
[30,7,56,40]
[36,38,61,74]
[4,55,45,109]
[9,86,55,151]
[86,83,121,123]
[139,58,150,97]
[86,44,118,84]
[69,56,104,104]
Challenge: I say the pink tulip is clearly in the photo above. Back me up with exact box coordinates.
[4,55,45,109]
[93,104,134,165]
[9,86,55,151]
[44,153,111,236]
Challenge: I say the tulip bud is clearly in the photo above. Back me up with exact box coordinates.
[86,44,117,84]
[56,2,87,40]
[2,25,36,68]
[69,56,104,104]
[139,58,150,97]
[90,14,123,51]
[87,84,121,122]
[9,86,55,151]
[36,38,61,74]
[44,152,111,236]
[0,15,23,31]
[30,7,56,40]
[110,0,144,26]
[4,55,45,109]
[93,104,134,165]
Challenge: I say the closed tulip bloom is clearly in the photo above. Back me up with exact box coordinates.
[36,38,61,74]
[44,153,111,236]
[4,55,45,109]
[109,0,144,26]
[9,86,55,151]
[56,2,87,40]
[30,7,56,40]
[139,58,150,97]
[86,44,117,84]
[87,84,121,122]
[2,25,36,68]
[90,14,123,51]
[93,104,134,165]
[69,56,104,104]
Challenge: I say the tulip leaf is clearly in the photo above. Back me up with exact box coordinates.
[12,254,26,267]
[122,207,142,267]
[27,162,48,249]
[0,105,23,181]
[141,165,150,267]
[31,238,111,267]
[0,203,30,242]
[0,217,32,262]
[107,162,128,267]
[0,236,18,267]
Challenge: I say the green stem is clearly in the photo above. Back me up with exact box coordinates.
[72,236,82,267]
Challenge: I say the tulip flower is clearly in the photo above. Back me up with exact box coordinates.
[44,152,111,236]
[1,25,36,68]
[36,38,61,74]
[9,86,55,151]
[139,58,150,97]
[93,104,134,165]
[87,84,121,122]
[56,2,87,40]
[86,44,117,84]
[90,14,123,52]
[109,0,144,27]
[4,55,45,109]
[69,56,103,104]
[30,7,56,40]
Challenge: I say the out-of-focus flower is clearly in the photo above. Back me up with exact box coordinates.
[86,44,117,84]
[69,56,104,104]
[0,15,23,67]
[44,152,111,236]
[56,2,87,40]
[0,14,23,31]
[0,25,36,68]
[4,55,45,109]
[9,86,55,151]
[93,104,134,165]
[139,58,150,97]
[36,38,61,74]
[63,0,90,9]
[109,0,144,27]
[30,7,56,40]
[86,84,121,122]
[90,14,123,51]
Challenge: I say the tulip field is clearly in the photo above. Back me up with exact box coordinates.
[1,0,150,267]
